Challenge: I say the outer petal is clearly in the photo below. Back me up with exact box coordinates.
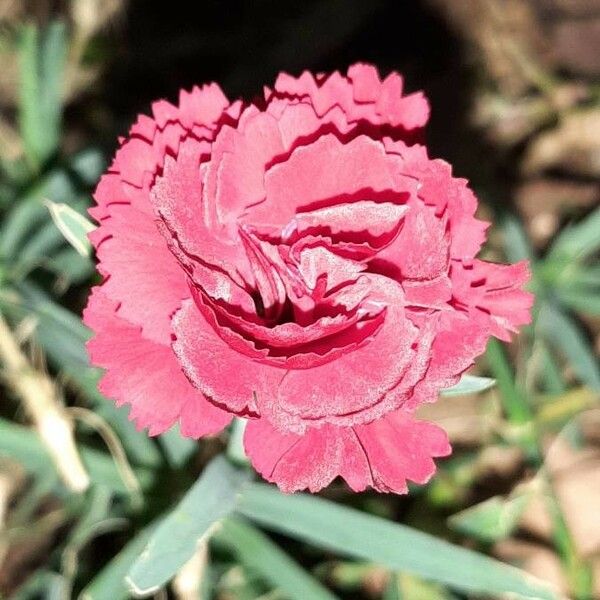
[84,289,232,437]
[406,310,491,410]
[451,260,533,341]
[244,410,450,494]
[244,420,344,493]
[384,140,490,261]
[91,197,189,344]
[353,410,451,493]
[268,63,430,135]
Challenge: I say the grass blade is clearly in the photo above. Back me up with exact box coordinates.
[127,456,251,595]
[216,517,338,600]
[440,375,495,397]
[538,303,600,391]
[238,484,558,600]
[79,525,157,600]
[19,22,66,168]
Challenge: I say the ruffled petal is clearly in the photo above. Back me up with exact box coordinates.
[172,299,280,414]
[244,410,450,494]
[451,260,533,341]
[92,197,189,344]
[253,134,413,229]
[259,276,419,432]
[84,289,232,437]
[269,63,430,135]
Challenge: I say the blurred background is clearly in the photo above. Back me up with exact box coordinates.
[0,0,599,598]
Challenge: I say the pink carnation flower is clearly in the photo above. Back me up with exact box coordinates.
[84,64,532,494]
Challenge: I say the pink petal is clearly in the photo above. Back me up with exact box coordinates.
[150,138,254,288]
[271,63,430,134]
[94,200,189,344]
[177,83,230,130]
[244,410,450,494]
[353,410,451,493]
[260,276,419,431]
[244,419,343,493]
[206,109,284,227]
[451,260,533,341]
[376,202,449,280]
[406,310,492,410]
[84,289,232,437]
[254,134,412,228]
[172,299,279,414]
[292,200,408,242]
[403,276,452,309]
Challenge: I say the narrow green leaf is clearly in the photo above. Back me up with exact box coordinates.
[238,484,558,600]
[0,169,75,261]
[48,247,94,285]
[538,303,600,391]
[127,456,251,595]
[46,200,95,256]
[485,339,531,424]
[19,22,66,167]
[440,375,495,397]
[12,570,58,600]
[216,517,338,600]
[158,425,197,468]
[18,220,67,264]
[548,205,600,264]
[448,494,531,543]
[500,212,535,263]
[227,417,249,465]
[535,341,565,395]
[64,488,116,557]
[556,287,600,316]
[11,570,68,600]
[69,148,106,185]
[79,525,157,600]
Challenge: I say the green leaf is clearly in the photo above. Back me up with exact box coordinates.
[127,456,251,595]
[227,417,249,465]
[500,212,535,263]
[448,494,531,543]
[23,572,69,600]
[46,200,95,256]
[48,247,95,285]
[19,21,67,168]
[556,287,600,316]
[384,573,455,600]
[538,303,600,391]
[548,205,600,264]
[215,517,338,600]
[238,484,558,600]
[79,525,157,600]
[485,339,531,424]
[158,425,197,468]
[440,375,495,397]
[0,170,74,261]
[69,148,106,185]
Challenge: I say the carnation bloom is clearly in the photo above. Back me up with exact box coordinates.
[84,64,532,493]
